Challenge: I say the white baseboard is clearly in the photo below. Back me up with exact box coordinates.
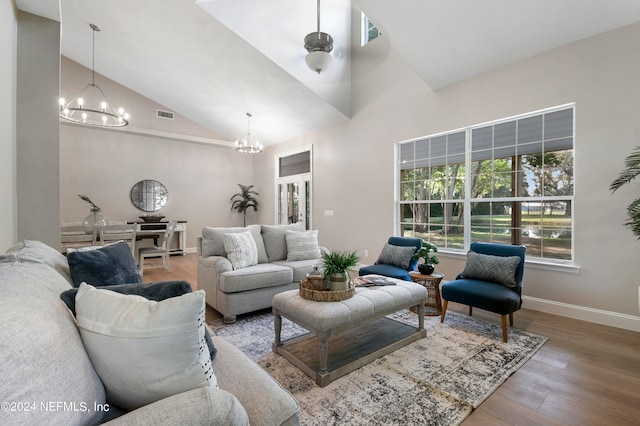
[184,247,197,254]
[523,296,640,332]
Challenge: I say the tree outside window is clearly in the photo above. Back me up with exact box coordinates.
[399,106,574,262]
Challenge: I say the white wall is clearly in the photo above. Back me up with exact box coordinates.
[256,21,640,329]
[16,11,60,247]
[59,58,256,251]
[0,0,17,248]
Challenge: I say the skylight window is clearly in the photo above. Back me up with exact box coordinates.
[361,13,381,46]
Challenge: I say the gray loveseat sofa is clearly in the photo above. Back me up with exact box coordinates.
[0,240,300,426]
[197,223,324,323]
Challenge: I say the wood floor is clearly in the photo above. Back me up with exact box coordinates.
[141,253,222,323]
[145,254,640,425]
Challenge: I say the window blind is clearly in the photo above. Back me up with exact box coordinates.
[399,107,573,169]
[279,151,310,177]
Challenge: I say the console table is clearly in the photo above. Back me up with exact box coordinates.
[127,221,187,255]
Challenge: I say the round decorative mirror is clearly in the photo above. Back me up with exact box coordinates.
[130,180,168,212]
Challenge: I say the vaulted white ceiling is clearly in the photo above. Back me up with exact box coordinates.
[16,0,640,147]
[356,0,640,90]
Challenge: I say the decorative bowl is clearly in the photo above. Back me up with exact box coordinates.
[139,215,165,223]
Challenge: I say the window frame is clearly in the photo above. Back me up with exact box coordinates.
[361,12,381,46]
[395,104,576,266]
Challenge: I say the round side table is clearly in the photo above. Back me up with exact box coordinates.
[409,271,445,316]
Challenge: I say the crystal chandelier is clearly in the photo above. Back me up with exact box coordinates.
[235,113,263,153]
[59,24,129,127]
[304,0,333,74]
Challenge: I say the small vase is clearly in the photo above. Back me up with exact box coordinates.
[418,263,435,275]
[328,272,349,291]
[83,208,108,234]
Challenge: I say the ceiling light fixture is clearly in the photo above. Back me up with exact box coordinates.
[304,0,333,74]
[59,24,129,127]
[235,112,263,153]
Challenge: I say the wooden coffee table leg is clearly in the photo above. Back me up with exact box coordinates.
[273,310,282,351]
[317,331,330,374]
[418,303,425,332]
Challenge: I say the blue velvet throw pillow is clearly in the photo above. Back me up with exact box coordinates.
[60,280,217,361]
[67,241,142,287]
[375,243,416,270]
[460,251,521,288]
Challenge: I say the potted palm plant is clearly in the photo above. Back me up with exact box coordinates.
[321,250,360,291]
[610,146,640,238]
[230,184,259,227]
[413,240,440,275]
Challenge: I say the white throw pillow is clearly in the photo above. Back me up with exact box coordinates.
[286,230,321,261]
[223,230,258,269]
[75,283,216,410]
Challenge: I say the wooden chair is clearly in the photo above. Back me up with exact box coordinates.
[99,223,137,257]
[138,220,177,276]
[440,242,526,343]
[60,224,97,253]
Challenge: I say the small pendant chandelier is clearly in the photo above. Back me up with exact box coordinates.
[59,24,129,127]
[304,0,333,74]
[235,112,263,153]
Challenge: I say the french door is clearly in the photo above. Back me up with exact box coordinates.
[277,175,311,230]
[275,148,312,230]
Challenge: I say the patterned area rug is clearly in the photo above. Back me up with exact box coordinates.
[210,310,547,426]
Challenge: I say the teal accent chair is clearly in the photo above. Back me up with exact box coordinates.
[440,242,526,342]
[358,237,422,281]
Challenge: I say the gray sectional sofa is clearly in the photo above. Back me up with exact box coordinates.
[197,223,324,323]
[0,240,300,426]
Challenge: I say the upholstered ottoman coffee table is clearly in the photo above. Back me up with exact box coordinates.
[272,276,427,386]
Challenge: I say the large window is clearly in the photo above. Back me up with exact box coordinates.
[398,105,574,262]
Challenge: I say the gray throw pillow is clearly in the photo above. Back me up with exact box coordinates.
[67,241,142,287]
[286,230,321,261]
[375,243,416,270]
[261,223,304,262]
[460,251,521,287]
[201,225,267,263]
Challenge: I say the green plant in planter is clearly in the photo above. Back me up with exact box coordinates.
[610,146,640,238]
[321,250,360,291]
[230,184,259,227]
[412,240,439,274]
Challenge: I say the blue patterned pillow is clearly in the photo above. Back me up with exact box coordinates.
[461,251,521,287]
[375,244,416,270]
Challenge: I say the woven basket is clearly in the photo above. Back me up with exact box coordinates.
[299,279,355,302]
